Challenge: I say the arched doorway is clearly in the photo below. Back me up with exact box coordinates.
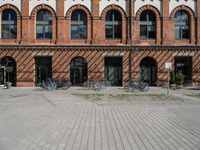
[0,57,17,86]
[70,57,87,86]
[140,57,157,86]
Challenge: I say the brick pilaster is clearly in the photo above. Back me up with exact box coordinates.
[197,0,200,44]
[0,13,1,39]
[162,0,170,45]
[91,0,101,44]
[21,0,29,44]
[130,0,135,44]
[56,0,65,44]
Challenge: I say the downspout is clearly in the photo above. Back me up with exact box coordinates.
[129,0,133,81]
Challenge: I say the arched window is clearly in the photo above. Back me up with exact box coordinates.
[174,11,189,39]
[36,10,52,39]
[1,9,17,39]
[105,10,122,39]
[71,10,87,39]
[140,10,156,39]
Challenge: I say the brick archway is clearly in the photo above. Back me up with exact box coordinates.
[65,5,92,44]
[134,5,161,44]
[101,4,126,20]
[170,5,195,19]
[30,4,56,43]
[66,4,91,19]
[170,5,195,44]
[0,4,21,17]
[100,5,127,44]
[135,5,161,20]
[0,4,21,41]
[30,4,56,19]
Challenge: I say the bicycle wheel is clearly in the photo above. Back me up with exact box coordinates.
[83,81,90,89]
[62,81,71,90]
[36,83,44,90]
[143,84,149,92]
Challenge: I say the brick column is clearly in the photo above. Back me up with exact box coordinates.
[0,13,1,39]
[191,16,196,44]
[21,0,29,44]
[162,0,170,45]
[91,0,101,44]
[197,0,200,44]
[156,18,161,44]
[130,0,135,44]
[16,16,21,43]
[56,0,65,44]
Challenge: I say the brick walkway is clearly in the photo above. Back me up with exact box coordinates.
[0,87,200,150]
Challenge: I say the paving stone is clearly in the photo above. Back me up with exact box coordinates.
[0,87,200,150]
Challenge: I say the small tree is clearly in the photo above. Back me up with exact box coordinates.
[6,66,13,83]
[170,71,176,84]
[175,70,184,85]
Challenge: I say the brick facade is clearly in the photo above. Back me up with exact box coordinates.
[0,0,200,86]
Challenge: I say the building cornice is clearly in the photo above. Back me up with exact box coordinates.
[0,45,200,52]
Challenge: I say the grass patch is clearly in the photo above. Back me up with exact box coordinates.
[186,94,200,98]
[71,93,104,101]
[71,93,176,101]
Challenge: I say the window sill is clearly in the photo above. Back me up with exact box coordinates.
[174,39,191,45]
[35,39,55,44]
[140,39,156,45]
[0,39,19,44]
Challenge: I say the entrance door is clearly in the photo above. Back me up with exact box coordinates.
[175,57,192,83]
[0,68,5,85]
[35,57,52,84]
[0,57,17,86]
[105,57,122,86]
[70,57,87,86]
[140,57,157,86]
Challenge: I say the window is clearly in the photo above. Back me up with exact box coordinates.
[175,57,192,82]
[36,10,52,39]
[174,11,189,40]
[1,9,17,39]
[140,10,156,39]
[105,10,122,39]
[71,10,87,39]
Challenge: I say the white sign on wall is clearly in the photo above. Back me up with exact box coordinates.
[165,62,172,70]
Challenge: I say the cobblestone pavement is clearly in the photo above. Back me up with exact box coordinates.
[0,87,200,150]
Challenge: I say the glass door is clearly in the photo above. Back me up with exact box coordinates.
[70,57,87,86]
[105,57,122,86]
[35,57,52,84]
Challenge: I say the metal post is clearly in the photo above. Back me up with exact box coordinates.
[167,69,170,95]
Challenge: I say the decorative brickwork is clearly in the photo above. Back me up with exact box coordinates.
[100,4,126,19]
[170,5,196,44]
[0,4,21,44]
[29,4,57,44]
[134,5,161,45]
[0,1,200,87]
[66,4,91,19]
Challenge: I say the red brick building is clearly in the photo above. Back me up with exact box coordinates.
[0,0,200,87]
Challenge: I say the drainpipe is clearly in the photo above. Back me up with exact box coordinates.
[129,0,133,82]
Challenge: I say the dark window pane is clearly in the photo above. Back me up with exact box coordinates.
[36,10,52,39]
[1,9,17,39]
[105,25,113,38]
[174,11,189,39]
[140,25,147,39]
[105,10,122,39]
[175,26,180,39]
[140,10,156,39]
[71,10,87,39]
